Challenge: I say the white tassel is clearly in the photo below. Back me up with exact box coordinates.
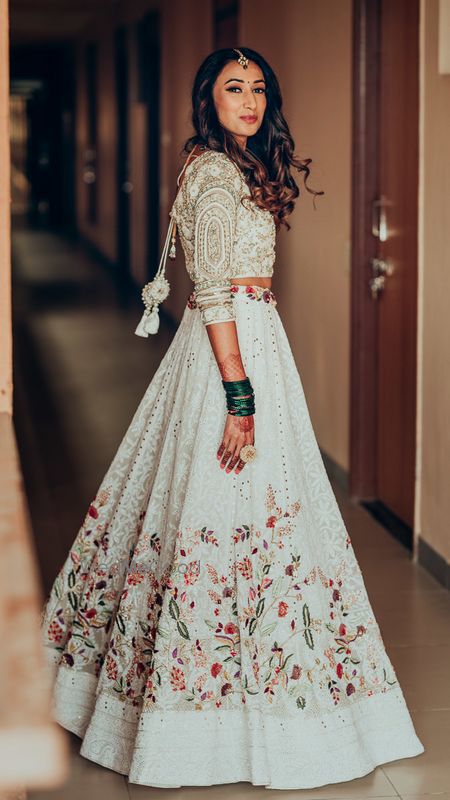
[134,307,160,337]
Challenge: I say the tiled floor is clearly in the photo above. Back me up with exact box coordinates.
[13,227,450,799]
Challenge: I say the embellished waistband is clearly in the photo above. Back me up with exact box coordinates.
[187,284,277,309]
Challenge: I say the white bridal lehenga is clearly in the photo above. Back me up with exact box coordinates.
[40,150,424,789]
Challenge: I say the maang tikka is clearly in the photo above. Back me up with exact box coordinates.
[233,48,249,69]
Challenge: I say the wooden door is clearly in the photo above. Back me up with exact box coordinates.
[351,0,419,542]
[376,0,419,528]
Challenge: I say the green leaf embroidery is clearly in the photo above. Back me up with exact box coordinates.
[177,620,190,640]
[169,598,180,620]
[68,591,78,611]
[116,614,126,635]
[302,603,311,628]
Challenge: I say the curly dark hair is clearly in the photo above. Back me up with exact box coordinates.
[183,46,324,230]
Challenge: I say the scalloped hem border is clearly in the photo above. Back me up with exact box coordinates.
[47,657,425,790]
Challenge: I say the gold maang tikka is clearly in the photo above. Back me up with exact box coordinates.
[233,48,249,69]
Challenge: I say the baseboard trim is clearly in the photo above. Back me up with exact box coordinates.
[320,449,349,495]
[360,499,412,551]
[320,451,450,592]
[418,536,450,591]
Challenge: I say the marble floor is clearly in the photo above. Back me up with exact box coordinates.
[12,226,450,800]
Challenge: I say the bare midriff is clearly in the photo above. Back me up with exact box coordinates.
[230,276,272,288]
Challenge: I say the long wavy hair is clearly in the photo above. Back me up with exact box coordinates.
[183,47,324,230]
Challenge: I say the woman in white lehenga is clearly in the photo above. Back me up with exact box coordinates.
[40,47,424,789]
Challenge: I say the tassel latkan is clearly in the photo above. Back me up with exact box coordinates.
[135,307,160,337]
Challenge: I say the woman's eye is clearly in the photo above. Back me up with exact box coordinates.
[226,86,266,94]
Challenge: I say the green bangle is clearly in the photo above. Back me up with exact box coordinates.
[222,377,252,392]
[222,376,255,415]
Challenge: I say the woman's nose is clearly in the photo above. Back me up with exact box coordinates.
[243,92,257,110]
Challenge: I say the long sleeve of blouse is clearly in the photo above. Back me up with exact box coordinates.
[182,153,241,326]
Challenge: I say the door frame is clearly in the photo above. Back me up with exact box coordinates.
[349,0,418,549]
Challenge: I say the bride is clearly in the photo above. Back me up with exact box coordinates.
[40,46,424,789]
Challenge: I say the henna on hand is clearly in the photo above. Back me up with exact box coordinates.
[218,352,245,381]
[237,415,253,432]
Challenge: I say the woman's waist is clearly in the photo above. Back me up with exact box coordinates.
[187,282,277,309]
[231,275,272,288]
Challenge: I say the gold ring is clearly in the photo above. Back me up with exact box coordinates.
[239,444,257,463]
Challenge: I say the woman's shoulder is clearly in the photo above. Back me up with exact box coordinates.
[181,148,244,198]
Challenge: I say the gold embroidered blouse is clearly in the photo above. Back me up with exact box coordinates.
[170,150,276,326]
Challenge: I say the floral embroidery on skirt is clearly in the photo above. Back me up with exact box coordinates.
[41,289,424,788]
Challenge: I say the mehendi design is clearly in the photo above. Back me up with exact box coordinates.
[218,353,245,381]
[237,416,253,432]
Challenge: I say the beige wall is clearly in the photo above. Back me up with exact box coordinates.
[240,0,352,472]
[417,0,450,563]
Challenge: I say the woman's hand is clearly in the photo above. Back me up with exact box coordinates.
[217,413,255,474]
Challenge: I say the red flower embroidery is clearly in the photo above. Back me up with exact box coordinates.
[170,666,186,691]
[339,623,347,636]
[278,601,289,617]
[266,516,277,528]
[211,662,222,678]
[346,682,356,696]
[336,662,344,679]
[224,622,238,635]
[47,620,63,643]
[236,556,253,580]
[127,573,144,585]
[88,504,98,519]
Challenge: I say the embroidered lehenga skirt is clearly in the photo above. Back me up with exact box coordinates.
[41,284,424,789]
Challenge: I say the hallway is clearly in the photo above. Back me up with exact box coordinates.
[13,228,450,800]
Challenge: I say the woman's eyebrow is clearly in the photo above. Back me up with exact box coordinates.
[224,77,266,85]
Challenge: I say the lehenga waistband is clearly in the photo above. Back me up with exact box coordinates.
[187,284,277,309]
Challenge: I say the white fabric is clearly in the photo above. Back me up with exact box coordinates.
[41,288,424,789]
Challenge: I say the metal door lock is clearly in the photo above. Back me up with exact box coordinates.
[369,257,394,299]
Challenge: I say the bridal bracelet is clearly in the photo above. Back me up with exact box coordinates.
[222,376,255,416]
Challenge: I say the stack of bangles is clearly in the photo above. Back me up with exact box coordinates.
[222,376,257,463]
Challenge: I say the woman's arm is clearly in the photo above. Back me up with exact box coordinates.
[206,320,255,474]
[183,153,255,475]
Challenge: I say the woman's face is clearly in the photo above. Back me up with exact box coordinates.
[212,59,267,148]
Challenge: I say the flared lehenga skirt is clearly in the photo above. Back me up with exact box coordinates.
[40,284,424,789]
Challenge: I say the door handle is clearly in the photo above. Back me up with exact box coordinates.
[370,257,394,276]
[369,257,394,299]
[372,197,388,242]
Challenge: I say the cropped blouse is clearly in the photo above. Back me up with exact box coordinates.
[169,149,276,326]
